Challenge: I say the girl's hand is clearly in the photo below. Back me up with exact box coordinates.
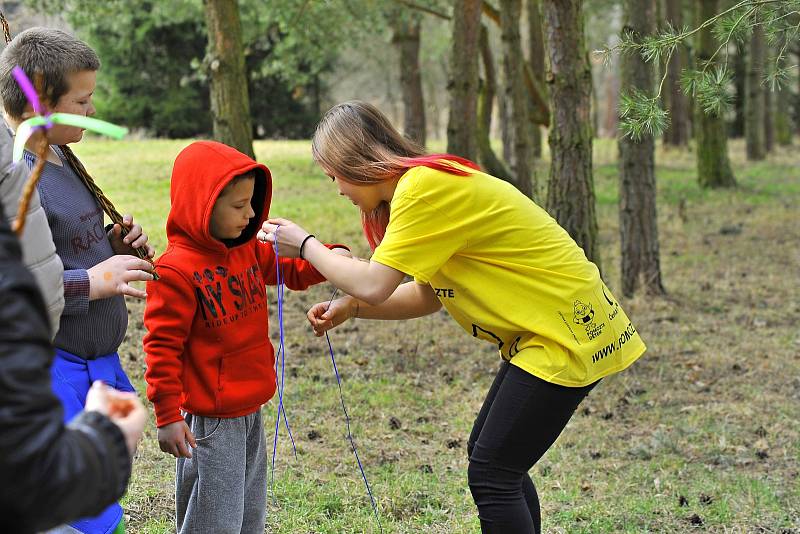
[257,218,312,258]
[157,420,196,459]
[307,296,357,337]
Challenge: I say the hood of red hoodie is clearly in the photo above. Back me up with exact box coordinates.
[167,141,271,254]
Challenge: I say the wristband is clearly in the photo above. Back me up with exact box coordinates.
[299,234,316,259]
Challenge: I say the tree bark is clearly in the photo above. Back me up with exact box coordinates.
[663,0,689,146]
[477,24,515,183]
[393,15,427,147]
[447,0,483,160]
[603,67,620,137]
[483,0,550,126]
[428,56,447,140]
[619,0,665,297]
[542,0,601,270]
[745,24,766,160]
[775,40,792,146]
[500,89,513,163]
[527,0,545,158]
[732,41,746,138]
[797,47,800,137]
[501,0,534,198]
[695,0,735,188]
[763,55,774,153]
[203,0,254,159]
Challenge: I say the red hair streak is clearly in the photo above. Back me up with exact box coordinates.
[363,154,480,250]
[400,154,481,175]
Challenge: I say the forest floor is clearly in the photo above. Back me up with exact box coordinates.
[72,137,799,533]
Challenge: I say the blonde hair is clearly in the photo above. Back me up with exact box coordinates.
[311,101,425,185]
[311,101,479,249]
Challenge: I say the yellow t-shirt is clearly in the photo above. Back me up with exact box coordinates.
[371,164,646,387]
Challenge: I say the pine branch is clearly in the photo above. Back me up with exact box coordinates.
[614,0,797,139]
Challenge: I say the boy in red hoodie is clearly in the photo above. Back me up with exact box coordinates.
[143,141,349,533]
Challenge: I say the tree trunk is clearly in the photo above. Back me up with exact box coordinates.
[428,57,446,140]
[591,84,599,138]
[619,0,665,297]
[501,0,533,198]
[542,0,601,270]
[203,0,254,159]
[527,0,545,158]
[312,74,322,118]
[447,0,482,160]
[662,0,689,146]
[603,67,620,137]
[393,15,427,147]
[745,24,766,160]
[797,47,800,137]
[500,91,513,163]
[775,41,792,146]
[477,25,515,183]
[732,41,746,138]
[695,0,735,188]
[763,56,774,153]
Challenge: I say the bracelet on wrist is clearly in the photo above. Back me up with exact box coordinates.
[299,234,316,259]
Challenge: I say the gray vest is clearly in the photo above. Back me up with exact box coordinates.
[0,122,64,339]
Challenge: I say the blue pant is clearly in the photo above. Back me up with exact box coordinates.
[51,349,135,534]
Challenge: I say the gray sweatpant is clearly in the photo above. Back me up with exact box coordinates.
[176,410,267,534]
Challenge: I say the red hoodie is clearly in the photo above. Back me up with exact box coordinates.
[144,141,332,428]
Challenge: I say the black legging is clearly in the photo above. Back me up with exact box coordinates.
[467,361,598,533]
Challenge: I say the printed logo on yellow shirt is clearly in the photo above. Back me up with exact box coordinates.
[572,300,594,325]
[434,287,455,298]
[603,286,620,321]
[471,323,521,360]
[572,299,606,340]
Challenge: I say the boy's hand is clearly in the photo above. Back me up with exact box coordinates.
[307,296,357,337]
[85,381,147,457]
[87,255,154,300]
[157,420,197,459]
[108,214,156,258]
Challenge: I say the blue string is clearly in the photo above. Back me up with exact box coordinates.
[266,228,381,529]
[324,289,382,532]
[276,242,297,457]
[270,226,297,496]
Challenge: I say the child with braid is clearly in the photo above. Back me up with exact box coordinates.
[0,27,153,534]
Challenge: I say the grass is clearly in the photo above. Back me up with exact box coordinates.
[71,136,800,533]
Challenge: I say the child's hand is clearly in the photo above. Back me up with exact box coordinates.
[258,218,311,258]
[307,296,357,336]
[87,255,154,300]
[157,420,196,459]
[108,214,156,258]
[85,381,147,457]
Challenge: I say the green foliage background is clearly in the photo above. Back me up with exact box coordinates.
[32,0,388,138]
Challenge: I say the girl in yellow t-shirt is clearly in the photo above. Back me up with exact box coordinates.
[259,101,646,534]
